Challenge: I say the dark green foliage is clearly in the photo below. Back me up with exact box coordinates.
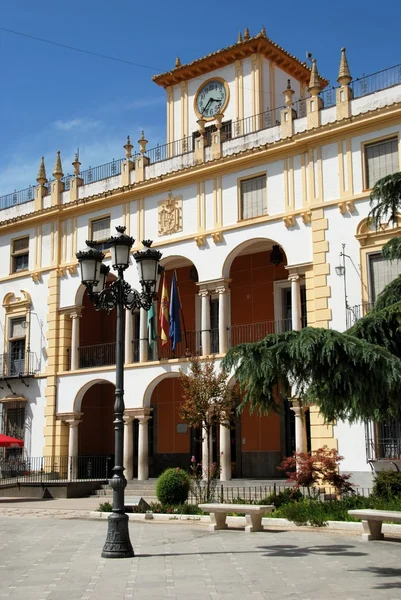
[373,470,401,499]
[148,502,202,515]
[98,501,112,512]
[368,172,401,229]
[381,238,401,261]
[156,468,190,505]
[373,281,401,314]
[262,488,303,508]
[223,327,401,422]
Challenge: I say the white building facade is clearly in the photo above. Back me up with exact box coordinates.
[1,30,401,486]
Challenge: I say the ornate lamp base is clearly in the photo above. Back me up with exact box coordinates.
[101,512,134,559]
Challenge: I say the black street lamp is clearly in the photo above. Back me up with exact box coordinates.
[76,225,162,558]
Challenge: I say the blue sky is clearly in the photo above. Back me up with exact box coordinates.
[1,0,400,196]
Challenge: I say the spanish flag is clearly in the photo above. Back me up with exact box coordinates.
[159,273,169,346]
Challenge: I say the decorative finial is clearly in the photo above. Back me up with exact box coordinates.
[175,56,181,68]
[138,131,148,155]
[283,80,295,107]
[36,157,47,185]
[260,26,266,36]
[308,58,321,95]
[337,47,352,86]
[53,150,64,180]
[72,152,81,176]
[244,27,250,41]
[237,31,243,43]
[124,135,133,160]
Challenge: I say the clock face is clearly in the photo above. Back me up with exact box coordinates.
[195,79,228,119]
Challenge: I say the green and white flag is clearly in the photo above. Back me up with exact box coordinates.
[147,302,157,357]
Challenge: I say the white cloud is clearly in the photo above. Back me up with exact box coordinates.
[53,118,101,132]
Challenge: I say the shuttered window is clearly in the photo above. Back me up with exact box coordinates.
[240,175,267,220]
[91,216,110,251]
[11,236,29,273]
[365,138,399,189]
[369,253,401,302]
[10,318,26,339]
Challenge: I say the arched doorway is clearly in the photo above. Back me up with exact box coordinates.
[78,381,115,477]
[224,239,306,477]
[148,376,191,476]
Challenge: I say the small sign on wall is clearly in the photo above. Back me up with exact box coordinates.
[176,423,188,434]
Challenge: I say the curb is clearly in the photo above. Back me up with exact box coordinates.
[88,512,401,535]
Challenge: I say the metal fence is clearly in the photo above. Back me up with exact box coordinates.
[146,136,194,164]
[225,106,284,142]
[346,302,374,328]
[78,342,116,369]
[188,482,373,504]
[0,455,110,485]
[351,63,401,99]
[228,319,292,346]
[0,352,38,377]
[80,158,123,186]
[0,186,35,210]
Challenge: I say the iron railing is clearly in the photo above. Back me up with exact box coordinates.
[225,106,284,142]
[319,86,338,108]
[346,302,374,328]
[292,99,307,118]
[146,136,194,164]
[78,342,116,369]
[80,158,123,186]
[366,420,401,461]
[351,63,401,99]
[228,319,292,346]
[0,455,110,485]
[0,186,35,210]
[0,352,38,378]
[157,330,201,360]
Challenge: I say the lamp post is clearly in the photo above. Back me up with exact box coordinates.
[76,226,162,558]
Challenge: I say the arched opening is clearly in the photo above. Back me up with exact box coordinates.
[79,275,118,368]
[148,375,191,476]
[78,381,115,477]
[152,256,200,360]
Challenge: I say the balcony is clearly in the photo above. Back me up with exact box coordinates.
[0,352,38,378]
[228,319,292,346]
[78,342,116,369]
[346,303,374,328]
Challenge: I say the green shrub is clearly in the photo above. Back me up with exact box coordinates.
[373,470,401,499]
[148,502,203,515]
[98,501,112,512]
[262,488,303,509]
[156,468,190,505]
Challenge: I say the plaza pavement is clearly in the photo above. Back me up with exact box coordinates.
[1,510,401,600]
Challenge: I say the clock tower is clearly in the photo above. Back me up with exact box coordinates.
[153,27,326,146]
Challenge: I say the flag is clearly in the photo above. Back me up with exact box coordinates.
[159,273,169,346]
[147,302,157,345]
[169,271,182,351]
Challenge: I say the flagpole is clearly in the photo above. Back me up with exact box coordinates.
[173,268,189,352]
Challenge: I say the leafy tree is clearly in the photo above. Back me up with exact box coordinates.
[223,172,401,423]
[179,357,237,501]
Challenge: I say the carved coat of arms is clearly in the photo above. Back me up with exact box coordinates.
[158,194,182,236]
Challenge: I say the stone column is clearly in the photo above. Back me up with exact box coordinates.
[291,400,307,454]
[289,274,302,331]
[123,414,135,480]
[125,310,134,365]
[139,308,148,363]
[200,290,211,356]
[220,421,231,481]
[66,417,81,480]
[218,286,229,353]
[70,311,82,370]
[137,414,151,480]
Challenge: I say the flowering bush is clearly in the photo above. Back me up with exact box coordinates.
[278,446,354,497]
[188,455,221,503]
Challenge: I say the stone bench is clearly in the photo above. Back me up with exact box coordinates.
[198,503,274,532]
[348,509,401,541]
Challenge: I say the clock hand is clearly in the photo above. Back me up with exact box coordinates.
[201,98,212,115]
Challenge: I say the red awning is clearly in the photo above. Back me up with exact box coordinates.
[0,434,24,448]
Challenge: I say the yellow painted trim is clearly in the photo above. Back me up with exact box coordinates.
[288,157,294,211]
[361,132,400,191]
[317,146,323,201]
[235,60,244,124]
[338,140,345,197]
[166,86,173,145]
[180,81,188,139]
[301,152,307,206]
[193,76,230,121]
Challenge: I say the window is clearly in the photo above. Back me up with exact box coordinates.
[369,253,401,303]
[11,237,29,273]
[240,175,267,220]
[8,317,26,376]
[365,137,399,189]
[91,216,110,251]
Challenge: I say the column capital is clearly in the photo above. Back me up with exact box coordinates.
[57,411,83,424]
[290,400,304,417]
[123,413,135,424]
[197,277,231,294]
[287,273,301,283]
[70,306,83,319]
[129,407,152,422]
[198,288,209,298]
